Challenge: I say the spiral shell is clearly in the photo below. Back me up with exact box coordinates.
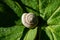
[21,13,38,28]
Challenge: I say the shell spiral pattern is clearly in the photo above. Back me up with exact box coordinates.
[22,13,38,28]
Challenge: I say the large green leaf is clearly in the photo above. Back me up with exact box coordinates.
[0,26,24,40]
[0,0,25,40]
[21,0,40,15]
[24,27,37,40]
[0,0,60,40]
[3,0,23,25]
[39,0,60,40]
[45,25,60,40]
[47,7,60,25]
[39,0,60,20]
[0,0,38,40]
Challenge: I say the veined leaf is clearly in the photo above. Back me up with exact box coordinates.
[45,25,60,40]
[24,27,37,40]
[0,0,60,40]
[47,7,60,25]
[39,0,60,19]
[0,26,25,40]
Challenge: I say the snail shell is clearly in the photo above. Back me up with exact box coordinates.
[21,13,38,28]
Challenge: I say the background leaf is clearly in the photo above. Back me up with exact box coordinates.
[0,0,60,40]
[39,0,60,20]
[45,25,60,40]
[47,7,60,25]
[21,0,40,15]
[0,0,25,40]
[0,26,24,40]
[23,27,37,40]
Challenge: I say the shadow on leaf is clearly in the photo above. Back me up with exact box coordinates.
[13,0,50,40]
[0,1,19,27]
[20,28,29,40]
[14,0,28,13]
[35,16,50,40]
[14,0,40,14]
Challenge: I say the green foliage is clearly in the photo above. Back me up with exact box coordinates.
[0,0,60,40]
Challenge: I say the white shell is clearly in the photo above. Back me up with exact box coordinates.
[21,13,38,28]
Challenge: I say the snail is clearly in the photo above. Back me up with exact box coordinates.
[21,13,38,28]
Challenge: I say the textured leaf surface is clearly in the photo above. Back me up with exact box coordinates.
[39,0,60,20]
[45,25,60,40]
[0,0,25,40]
[0,0,60,40]
[39,0,60,40]
[47,7,60,25]
[0,26,24,40]
[24,27,37,40]
[21,0,39,15]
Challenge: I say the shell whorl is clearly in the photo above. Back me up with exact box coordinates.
[22,13,38,28]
